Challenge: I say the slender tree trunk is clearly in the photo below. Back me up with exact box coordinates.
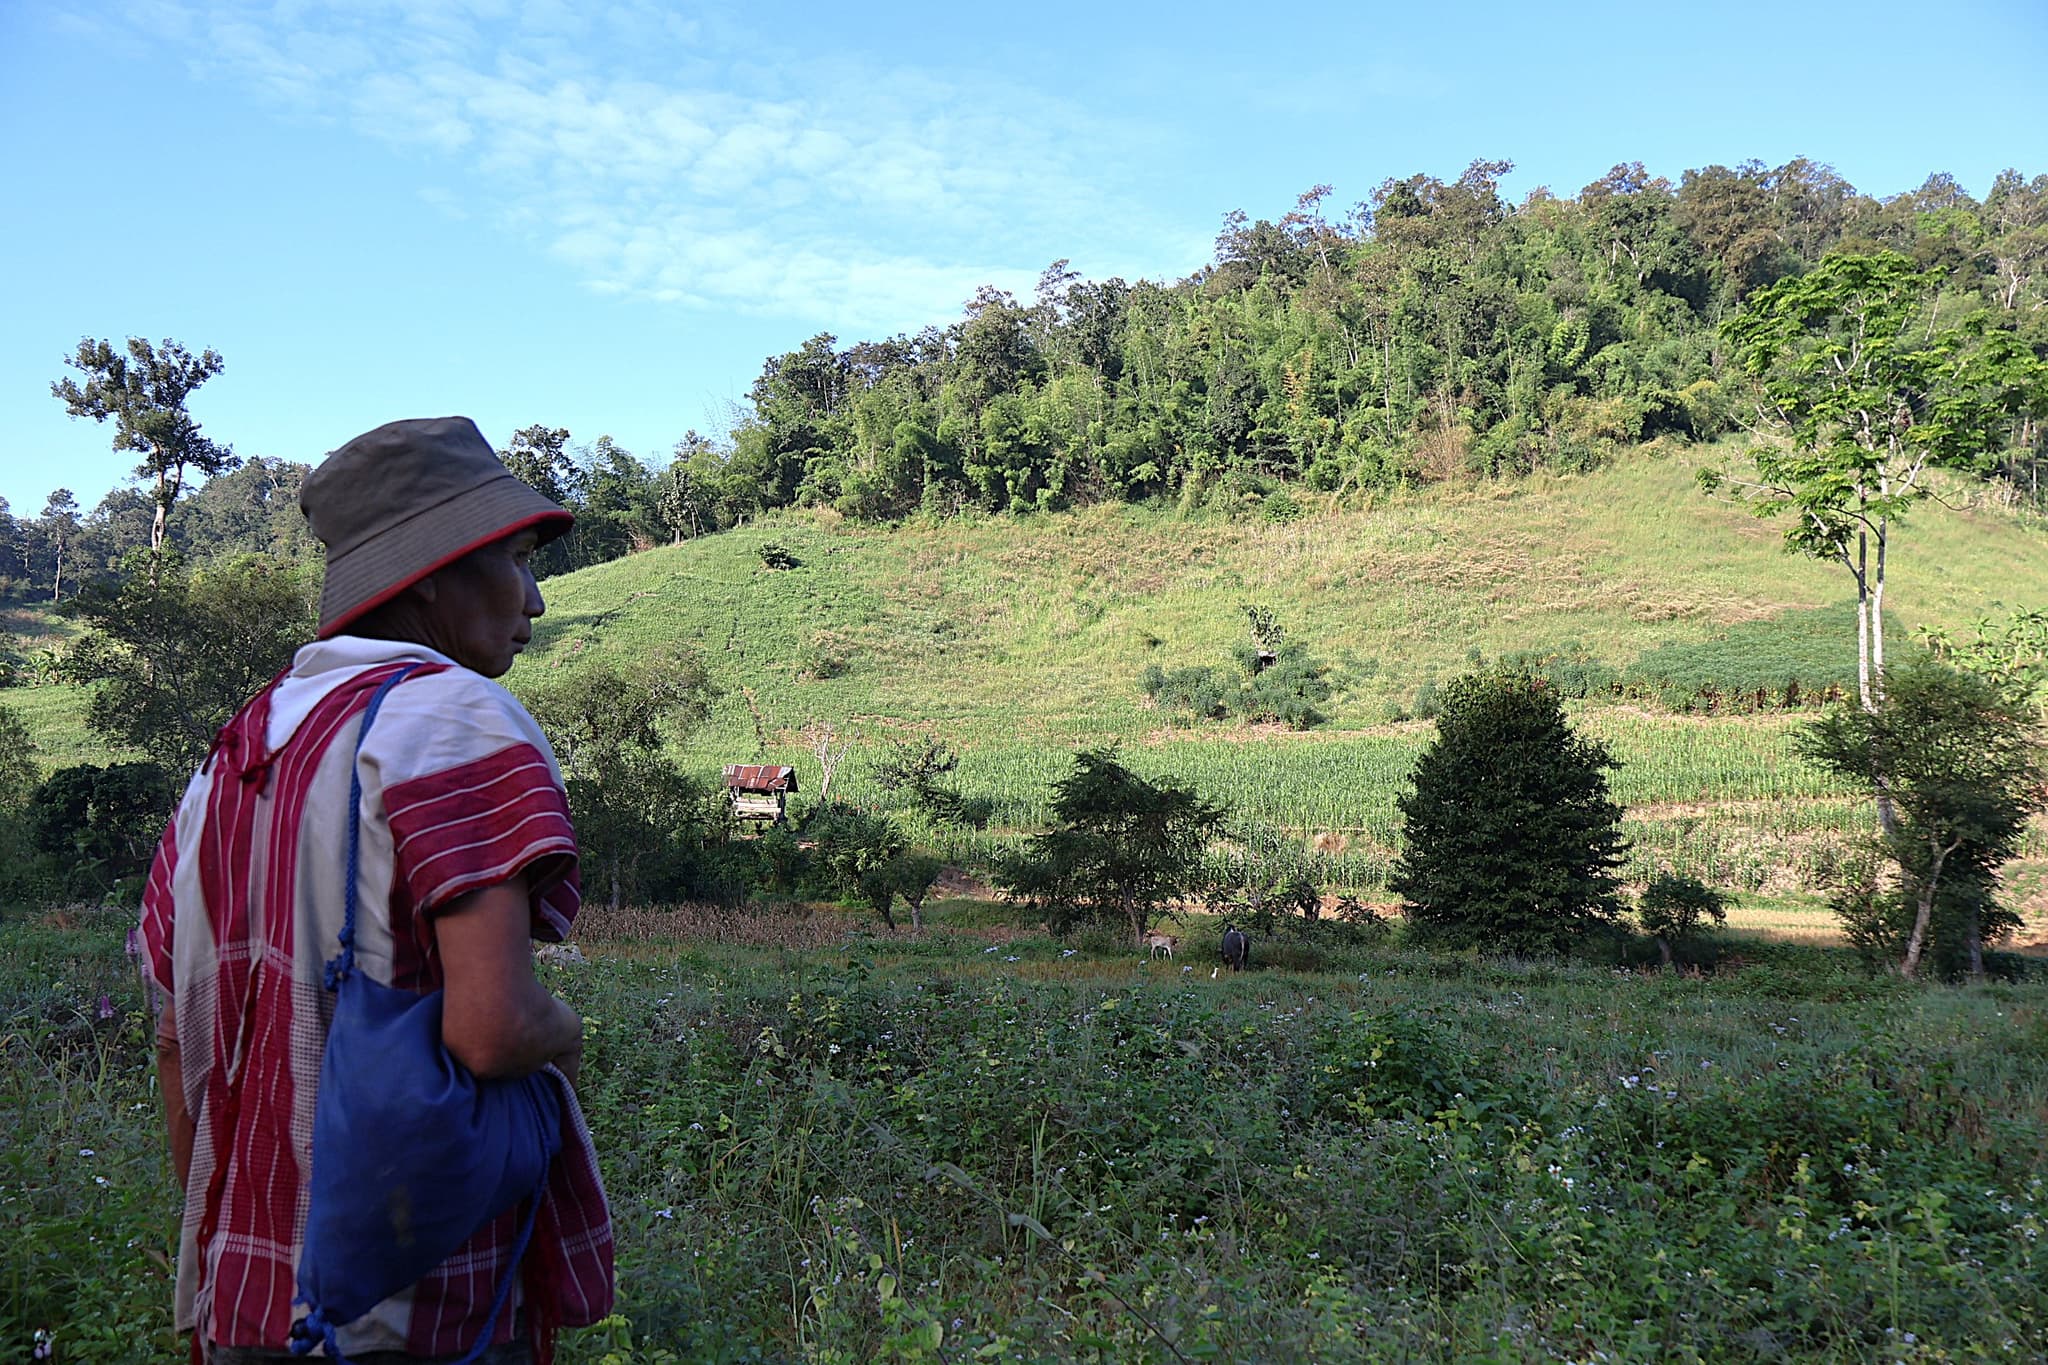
[1870,519,1888,703]
[1849,525,1903,840]
[50,535,64,603]
[1869,522,1900,839]
[1966,894,1985,982]
[1854,530,1873,712]
[1383,335,1396,441]
[1899,838,1956,980]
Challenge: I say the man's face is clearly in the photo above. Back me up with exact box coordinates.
[426,528,546,677]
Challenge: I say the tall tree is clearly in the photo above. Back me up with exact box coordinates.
[52,337,237,575]
[1392,668,1628,956]
[37,490,79,602]
[1707,251,2046,724]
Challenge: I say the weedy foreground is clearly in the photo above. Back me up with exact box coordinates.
[4,903,2046,1363]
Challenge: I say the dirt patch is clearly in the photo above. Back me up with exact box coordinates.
[934,865,1001,900]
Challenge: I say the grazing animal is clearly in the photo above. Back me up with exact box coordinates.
[1141,931,1178,960]
[1220,926,1250,972]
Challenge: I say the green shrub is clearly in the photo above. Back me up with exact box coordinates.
[25,762,175,902]
[1235,641,1334,729]
[1498,640,1617,699]
[1635,872,1727,965]
[1259,488,1304,523]
[1392,668,1628,956]
[1139,662,1232,722]
[870,735,981,825]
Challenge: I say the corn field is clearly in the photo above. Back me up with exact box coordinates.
[701,702,1971,893]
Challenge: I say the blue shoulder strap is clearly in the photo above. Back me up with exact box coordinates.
[324,663,424,992]
[295,659,545,1365]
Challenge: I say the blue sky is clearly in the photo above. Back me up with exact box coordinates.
[3,0,2045,517]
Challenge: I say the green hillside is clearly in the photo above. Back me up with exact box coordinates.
[6,448,2040,894]
[514,448,2046,889]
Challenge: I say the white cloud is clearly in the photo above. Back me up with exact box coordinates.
[115,0,1176,334]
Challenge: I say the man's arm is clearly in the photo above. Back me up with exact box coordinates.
[435,879,583,1082]
[155,1000,196,1189]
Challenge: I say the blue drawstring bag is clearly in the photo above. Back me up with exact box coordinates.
[290,666,564,1363]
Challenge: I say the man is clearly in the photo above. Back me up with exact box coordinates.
[140,417,614,1363]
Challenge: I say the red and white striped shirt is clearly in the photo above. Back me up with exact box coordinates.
[140,637,614,1359]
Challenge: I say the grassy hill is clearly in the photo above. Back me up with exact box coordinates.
[514,447,2046,894]
[6,446,2043,900]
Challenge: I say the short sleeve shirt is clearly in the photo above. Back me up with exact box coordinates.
[139,637,613,1355]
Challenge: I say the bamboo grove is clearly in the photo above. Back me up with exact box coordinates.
[701,158,2048,530]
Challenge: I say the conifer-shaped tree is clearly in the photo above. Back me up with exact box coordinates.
[1392,668,1628,955]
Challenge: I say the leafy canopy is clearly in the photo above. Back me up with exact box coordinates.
[521,649,721,908]
[1796,661,2041,978]
[1714,251,2042,560]
[51,336,237,557]
[1392,668,1628,956]
[999,747,1226,941]
[64,553,318,773]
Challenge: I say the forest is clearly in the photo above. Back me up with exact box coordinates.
[3,155,2045,608]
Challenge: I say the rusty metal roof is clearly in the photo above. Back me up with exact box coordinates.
[723,764,799,792]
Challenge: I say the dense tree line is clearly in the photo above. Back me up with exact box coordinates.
[401,160,2048,573]
[722,159,2047,523]
[9,157,2043,609]
[0,459,317,602]
[0,428,716,601]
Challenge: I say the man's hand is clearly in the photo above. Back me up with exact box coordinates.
[549,1028,584,1091]
[155,999,196,1190]
[436,880,583,1078]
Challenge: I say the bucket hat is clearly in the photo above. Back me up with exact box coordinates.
[301,416,572,638]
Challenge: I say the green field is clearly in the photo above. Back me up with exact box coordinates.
[7,903,2047,1363]
[6,448,2045,903]
[7,452,2048,1360]
[505,448,2045,898]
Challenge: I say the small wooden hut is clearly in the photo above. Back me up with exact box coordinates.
[724,764,798,823]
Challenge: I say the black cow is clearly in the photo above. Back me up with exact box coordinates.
[1220,926,1250,972]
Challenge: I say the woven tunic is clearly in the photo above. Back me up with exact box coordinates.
[139,637,614,1357]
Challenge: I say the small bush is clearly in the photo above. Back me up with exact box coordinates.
[1143,638,1333,730]
[1498,641,1617,699]
[1409,673,1443,721]
[1635,872,1727,966]
[757,542,800,570]
[1236,641,1334,729]
[1260,488,1304,523]
[1139,663,1232,721]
